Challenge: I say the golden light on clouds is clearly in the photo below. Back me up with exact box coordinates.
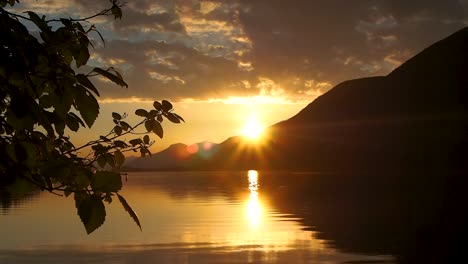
[237,61,254,71]
[212,95,293,105]
[200,1,221,15]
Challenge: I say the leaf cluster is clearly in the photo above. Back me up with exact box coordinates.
[0,1,183,234]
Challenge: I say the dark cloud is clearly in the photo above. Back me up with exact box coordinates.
[69,0,468,101]
[73,0,185,34]
[92,40,257,101]
[112,8,186,34]
[231,0,467,84]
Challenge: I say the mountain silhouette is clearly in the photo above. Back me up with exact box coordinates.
[126,142,219,171]
[128,27,468,172]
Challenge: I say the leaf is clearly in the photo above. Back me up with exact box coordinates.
[173,113,185,123]
[152,121,163,138]
[92,27,106,46]
[161,100,173,112]
[75,194,106,234]
[110,68,124,81]
[112,112,121,120]
[140,148,147,157]
[76,74,100,96]
[143,135,150,144]
[60,18,72,27]
[5,178,35,198]
[93,67,128,88]
[26,11,50,32]
[55,120,66,136]
[91,171,122,193]
[64,187,73,197]
[104,195,112,204]
[106,154,115,168]
[135,109,148,117]
[69,112,85,127]
[19,142,39,168]
[153,101,162,111]
[39,95,53,108]
[97,156,107,168]
[100,136,111,142]
[165,112,181,123]
[92,143,106,153]
[75,171,91,188]
[148,110,158,118]
[6,111,34,131]
[129,138,142,146]
[117,194,142,231]
[75,37,90,67]
[75,88,100,127]
[120,121,130,131]
[114,150,125,167]
[114,125,122,136]
[13,143,27,162]
[114,140,128,148]
[53,84,74,119]
[144,119,154,132]
[66,114,80,132]
[74,20,85,33]
[111,4,123,19]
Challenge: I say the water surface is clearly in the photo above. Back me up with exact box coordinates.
[0,171,394,263]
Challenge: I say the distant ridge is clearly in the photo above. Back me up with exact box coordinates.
[125,141,219,171]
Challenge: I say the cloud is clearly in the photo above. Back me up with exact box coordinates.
[229,0,467,83]
[112,8,185,34]
[71,0,186,36]
[11,0,468,103]
[91,39,258,101]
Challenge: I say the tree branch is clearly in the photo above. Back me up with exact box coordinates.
[46,2,127,23]
[0,8,31,21]
[67,118,146,155]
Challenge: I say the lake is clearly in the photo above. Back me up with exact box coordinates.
[1,171,404,263]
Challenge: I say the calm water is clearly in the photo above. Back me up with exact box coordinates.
[0,171,395,263]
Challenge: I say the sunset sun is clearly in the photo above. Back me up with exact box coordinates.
[241,115,264,140]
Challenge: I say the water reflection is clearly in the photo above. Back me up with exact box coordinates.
[246,170,262,229]
[0,171,396,264]
[0,187,40,215]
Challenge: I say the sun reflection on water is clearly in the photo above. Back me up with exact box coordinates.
[246,170,263,230]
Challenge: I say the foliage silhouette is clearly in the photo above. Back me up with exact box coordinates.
[0,0,183,233]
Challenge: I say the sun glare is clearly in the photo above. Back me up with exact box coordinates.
[246,170,262,230]
[241,115,264,140]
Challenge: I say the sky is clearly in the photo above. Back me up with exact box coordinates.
[11,0,468,153]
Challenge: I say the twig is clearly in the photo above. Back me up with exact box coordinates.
[0,8,31,21]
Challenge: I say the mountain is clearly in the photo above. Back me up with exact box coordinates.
[129,27,468,172]
[125,142,219,171]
